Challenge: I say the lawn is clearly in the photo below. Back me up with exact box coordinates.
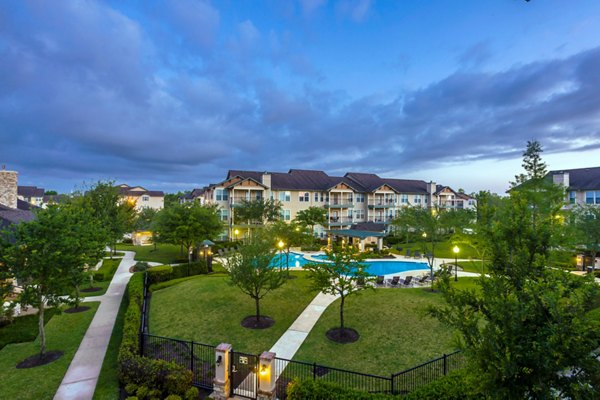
[79,258,122,297]
[116,243,188,264]
[149,271,319,353]
[93,292,128,400]
[292,279,478,376]
[390,240,480,259]
[457,260,489,275]
[0,309,58,350]
[0,302,100,399]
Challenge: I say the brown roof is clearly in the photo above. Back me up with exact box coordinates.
[18,185,45,198]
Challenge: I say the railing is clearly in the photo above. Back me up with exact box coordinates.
[230,196,263,206]
[328,216,353,225]
[392,351,466,395]
[325,198,354,208]
[368,198,396,207]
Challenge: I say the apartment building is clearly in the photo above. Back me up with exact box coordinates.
[195,169,475,239]
[118,184,165,211]
[550,167,600,207]
[17,185,45,207]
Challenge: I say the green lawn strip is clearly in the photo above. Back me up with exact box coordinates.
[116,243,188,264]
[93,293,128,400]
[389,240,479,259]
[456,260,489,275]
[149,271,319,354]
[104,251,124,258]
[292,287,459,376]
[0,309,58,350]
[0,302,100,400]
[80,258,122,297]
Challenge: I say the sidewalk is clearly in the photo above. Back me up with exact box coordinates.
[54,251,136,400]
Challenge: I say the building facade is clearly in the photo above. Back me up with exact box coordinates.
[117,184,165,211]
[191,169,475,239]
[550,167,600,207]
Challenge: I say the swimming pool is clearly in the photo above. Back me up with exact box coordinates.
[271,252,428,276]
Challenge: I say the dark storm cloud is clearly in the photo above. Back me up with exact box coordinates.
[1,1,599,192]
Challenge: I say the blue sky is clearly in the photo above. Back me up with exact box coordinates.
[1,0,599,194]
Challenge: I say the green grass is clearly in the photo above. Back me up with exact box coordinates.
[456,260,489,274]
[293,283,473,376]
[149,271,319,353]
[93,293,128,400]
[116,243,188,264]
[0,302,99,399]
[103,251,124,258]
[390,240,480,259]
[0,309,58,350]
[79,258,122,297]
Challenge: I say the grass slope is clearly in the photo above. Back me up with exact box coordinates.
[0,302,99,399]
[149,271,319,354]
[116,243,187,264]
[0,309,58,350]
[293,287,461,376]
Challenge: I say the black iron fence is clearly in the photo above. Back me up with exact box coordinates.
[391,351,466,395]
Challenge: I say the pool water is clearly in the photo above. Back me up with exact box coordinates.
[271,252,428,276]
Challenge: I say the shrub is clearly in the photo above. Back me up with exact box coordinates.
[133,262,149,272]
[402,370,484,400]
[165,395,182,400]
[147,265,173,284]
[184,387,199,400]
[171,260,208,279]
[93,271,105,282]
[286,379,393,399]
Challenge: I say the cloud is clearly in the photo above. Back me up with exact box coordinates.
[336,0,372,22]
[299,0,327,15]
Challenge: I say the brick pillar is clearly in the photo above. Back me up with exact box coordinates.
[257,351,276,400]
[213,343,232,400]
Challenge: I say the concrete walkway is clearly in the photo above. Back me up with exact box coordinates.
[54,251,136,400]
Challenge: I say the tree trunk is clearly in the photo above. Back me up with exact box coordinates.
[339,294,345,333]
[255,297,261,322]
[38,294,46,356]
[74,285,80,308]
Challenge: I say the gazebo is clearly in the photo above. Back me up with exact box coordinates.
[327,223,386,251]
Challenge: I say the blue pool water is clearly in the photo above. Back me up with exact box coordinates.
[271,252,428,276]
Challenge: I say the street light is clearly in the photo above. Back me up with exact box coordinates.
[453,245,459,282]
[233,228,239,242]
[200,239,215,273]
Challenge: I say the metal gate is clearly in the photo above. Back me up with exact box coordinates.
[230,351,258,399]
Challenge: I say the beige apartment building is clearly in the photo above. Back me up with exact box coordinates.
[192,169,475,239]
[118,184,165,211]
[550,166,600,207]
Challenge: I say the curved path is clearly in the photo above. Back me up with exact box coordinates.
[54,251,136,400]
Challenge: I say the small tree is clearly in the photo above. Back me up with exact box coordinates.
[233,198,282,238]
[572,204,600,272]
[390,206,416,244]
[268,221,310,275]
[303,245,372,343]
[226,233,287,328]
[294,206,327,236]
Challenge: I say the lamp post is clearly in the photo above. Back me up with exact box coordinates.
[200,239,215,273]
[188,247,193,277]
[277,240,285,271]
[453,245,459,282]
[234,228,239,242]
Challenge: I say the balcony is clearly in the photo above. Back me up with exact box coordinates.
[230,196,263,207]
[328,216,353,226]
[325,199,354,208]
[372,216,394,224]
[368,198,396,208]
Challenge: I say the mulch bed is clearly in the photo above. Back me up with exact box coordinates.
[64,306,90,314]
[326,327,359,344]
[81,287,102,293]
[16,350,64,368]
[241,315,275,329]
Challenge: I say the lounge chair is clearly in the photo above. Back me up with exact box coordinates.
[415,275,429,285]
[376,276,386,287]
[387,276,400,287]
[413,251,422,258]
[401,276,413,287]
[356,276,366,288]
[404,249,411,258]
[396,246,403,252]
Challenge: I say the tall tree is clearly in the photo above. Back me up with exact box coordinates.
[233,198,282,239]
[226,232,287,327]
[390,206,417,244]
[153,202,223,256]
[268,221,310,275]
[0,204,104,358]
[303,245,372,342]
[294,206,327,235]
[431,141,600,399]
[572,204,600,272]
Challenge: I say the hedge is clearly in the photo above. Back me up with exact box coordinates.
[146,260,208,285]
[286,370,483,400]
[93,258,121,282]
[117,273,194,399]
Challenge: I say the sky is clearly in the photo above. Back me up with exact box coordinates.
[1,0,600,195]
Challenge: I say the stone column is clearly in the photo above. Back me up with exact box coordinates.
[0,168,18,209]
[213,343,231,400]
[377,237,383,250]
[257,351,276,400]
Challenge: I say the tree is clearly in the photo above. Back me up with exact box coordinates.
[571,204,600,271]
[153,202,223,257]
[303,245,372,343]
[82,181,135,257]
[431,141,600,399]
[0,204,104,359]
[226,232,287,328]
[390,206,416,244]
[233,198,283,239]
[268,221,310,276]
[294,206,327,235]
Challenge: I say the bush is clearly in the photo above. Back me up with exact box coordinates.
[184,387,199,400]
[402,370,483,400]
[93,271,105,282]
[286,379,393,399]
[171,260,208,279]
[133,262,149,273]
[93,258,121,282]
[147,265,173,284]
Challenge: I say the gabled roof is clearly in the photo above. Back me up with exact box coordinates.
[385,178,429,194]
[17,185,45,198]
[345,172,386,192]
[0,204,35,229]
[118,184,164,197]
[549,166,600,190]
[223,177,268,189]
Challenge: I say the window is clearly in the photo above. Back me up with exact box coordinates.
[281,209,291,221]
[347,194,353,204]
[569,191,576,204]
[142,196,149,202]
[216,189,228,201]
[314,192,319,202]
[355,193,365,203]
[219,209,229,222]
[355,209,364,220]
[347,209,353,218]
[586,191,595,204]
[299,192,310,202]
[400,194,408,204]
[414,195,422,204]
[279,191,291,202]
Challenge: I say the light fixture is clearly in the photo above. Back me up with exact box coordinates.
[216,355,222,366]
[260,364,268,376]
[278,240,284,249]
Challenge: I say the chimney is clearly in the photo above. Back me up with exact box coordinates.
[0,167,18,209]
[262,172,272,199]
